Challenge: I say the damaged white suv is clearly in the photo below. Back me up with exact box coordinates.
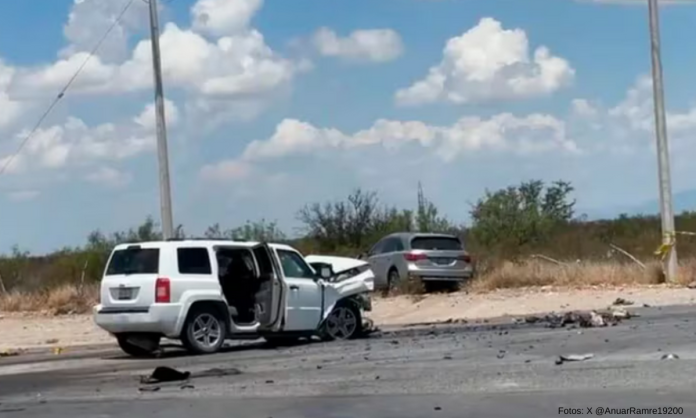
[93,240,374,357]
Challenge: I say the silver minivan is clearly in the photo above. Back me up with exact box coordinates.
[363,232,474,291]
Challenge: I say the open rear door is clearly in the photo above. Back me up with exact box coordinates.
[252,243,286,331]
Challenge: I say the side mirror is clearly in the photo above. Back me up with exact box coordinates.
[320,267,333,279]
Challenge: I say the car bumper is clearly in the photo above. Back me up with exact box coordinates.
[93,304,182,338]
[408,271,474,282]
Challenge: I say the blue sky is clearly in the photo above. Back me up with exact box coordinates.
[1,0,696,254]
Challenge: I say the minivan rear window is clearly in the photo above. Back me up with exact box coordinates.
[105,248,160,276]
[410,236,462,251]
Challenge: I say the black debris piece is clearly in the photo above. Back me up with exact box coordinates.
[180,384,195,390]
[140,366,191,384]
[661,353,680,360]
[138,386,161,392]
[556,353,594,365]
[612,297,634,306]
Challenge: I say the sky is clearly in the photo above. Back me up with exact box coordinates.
[1,0,696,254]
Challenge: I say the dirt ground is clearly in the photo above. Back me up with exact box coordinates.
[1,286,695,352]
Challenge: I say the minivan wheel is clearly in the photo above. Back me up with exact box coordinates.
[320,302,362,341]
[116,334,160,358]
[387,268,401,293]
[181,306,227,355]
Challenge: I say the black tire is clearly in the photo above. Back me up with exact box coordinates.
[116,334,160,358]
[387,268,401,293]
[320,301,362,342]
[181,305,227,355]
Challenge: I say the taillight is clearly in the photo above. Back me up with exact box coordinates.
[459,254,473,263]
[155,277,170,303]
[404,252,427,262]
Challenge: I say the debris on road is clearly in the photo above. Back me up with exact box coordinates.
[140,366,191,384]
[661,353,680,360]
[359,318,384,339]
[555,353,594,365]
[521,307,636,330]
[180,384,195,390]
[612,297,634,306]
[138,386,161,392]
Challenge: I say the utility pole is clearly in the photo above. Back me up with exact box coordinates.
[147,0,175,239]
[648,0,678,282]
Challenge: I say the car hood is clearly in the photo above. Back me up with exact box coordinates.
[305,254,375,295]
[304,255,368,274]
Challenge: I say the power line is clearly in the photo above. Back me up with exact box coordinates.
[0,0,137,178]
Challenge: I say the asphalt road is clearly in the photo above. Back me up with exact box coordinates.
[2,305,696,417]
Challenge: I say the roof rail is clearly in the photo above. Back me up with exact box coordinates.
[165,237,211,241]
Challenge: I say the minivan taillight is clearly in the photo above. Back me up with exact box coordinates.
[155,277,170,303]
[404,252,427,262]
[459,254,472,263]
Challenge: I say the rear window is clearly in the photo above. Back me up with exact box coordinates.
[178,248,212,275]
[410,236,463,251]
[106,248,159,276]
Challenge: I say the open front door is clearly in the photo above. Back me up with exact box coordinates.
[252,243,286,331]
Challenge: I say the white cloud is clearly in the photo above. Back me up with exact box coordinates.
[572,99,599,118]
[569,75,696,158]
[85,166,132,187]
[395,17,574,106]
[60,0,150,63]
[11,24,300,100]
[0,61,29,131]
[312,27,404,63]
[0,0,309,186]
[6,0,306,132]
[134,99,180,131]
[200,159,253,181]
[191,0,263,37]
[6,190,40,202]
[0,100,178,175]
[203,112,579,181]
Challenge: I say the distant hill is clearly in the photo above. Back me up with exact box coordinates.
[579,190,696,220]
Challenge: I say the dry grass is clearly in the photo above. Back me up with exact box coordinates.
[468,259,696,292]
[0,283,98,315]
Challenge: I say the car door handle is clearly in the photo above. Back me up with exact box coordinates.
[290,285,300,290]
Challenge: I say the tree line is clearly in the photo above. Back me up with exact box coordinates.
[2,179,695,293]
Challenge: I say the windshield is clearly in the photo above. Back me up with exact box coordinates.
[105,248,159,276]
[410,236,463,251]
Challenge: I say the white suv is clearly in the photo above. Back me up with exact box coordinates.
[93,240,374,357]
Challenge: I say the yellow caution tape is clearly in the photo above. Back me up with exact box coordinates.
[654,231,676,261]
